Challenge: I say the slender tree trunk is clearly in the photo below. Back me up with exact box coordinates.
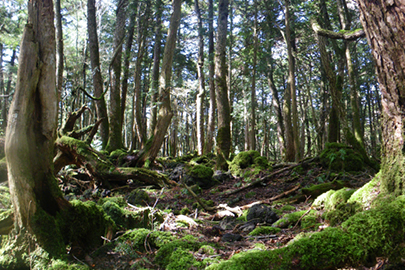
[0,44,4,130]
[216,0,231,169]
[137,0,182,166]
[357,0,405,195]
[195,0,205,155]
[87,0,109,149]
[134,2,151,148]
[150,0,163,136]
[249,0,258,151]
[121,1,138,134]
[107,0,128,151]
[285,0,300,161]
[55,0,63,103]
[204,0,215,154]
[2,49,16,131]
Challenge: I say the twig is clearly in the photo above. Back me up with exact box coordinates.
[292,208,312,230]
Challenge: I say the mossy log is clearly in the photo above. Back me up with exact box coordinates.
[301,180,348,199]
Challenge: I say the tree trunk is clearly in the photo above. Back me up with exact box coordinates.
[149,0,163,136]
[357,0,405,195]
[137,0,182,166]
[87,0,109,149]
[195,0,205,156]
[107,0,128,151]
[134,2,151,148]
[215,0,231,170]
[55,0,63,102]
[204,0,215,154]
[249,0,258,151]
[121,1,138,136]
[0,43,4,130]
[2,49,16,131]
[5,0,67,253]
[285,0,300,161]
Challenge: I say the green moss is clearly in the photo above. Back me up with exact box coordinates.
[189,164,214,179]
[230,151,265,177]
[320,142,364,171]
[302,180,346,199]
[273,210,317,229]
[248,226,281,236]
[280,205,296,212]
[313,188,356,211]
[0,185,11,209]
[98,196,127,208]
[165,248,204,270]
[154,235,203,269]
[236,210,248,221]
[48,259,90,270]
[125,189,151,206]
[348,173,381,208]
[120,228,174,252]
[59,200,115,252]
[198,245,216,255]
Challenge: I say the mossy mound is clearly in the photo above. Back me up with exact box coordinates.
[98,196,127,208]
[313,188,356,211]
[154,235,207,269]
[187,164,217,189]
[320,142,364,171]
[230,151,270,177]
[248,226,281,236]
[273,210,318,229]
[301,180,346,199]
[120,228,174,252]
[125,189,151,206]
[208,196,405,270]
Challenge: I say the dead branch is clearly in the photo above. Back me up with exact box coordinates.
[240,184,301,210]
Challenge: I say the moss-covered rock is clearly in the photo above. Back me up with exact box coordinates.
[273,210,318,229]
[320,142,364,171]
[187,164,217,189]
[229,151,269,177]
[301,180,347,199]
[119,228,174,252]
[312,188,356,211]
[125,189,151,206]
[154,235,204,269]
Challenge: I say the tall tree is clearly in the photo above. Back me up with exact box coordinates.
[249,0,258,151]
[204,0,216,154]
[136,0,182,166]
[285,0,300,161]
[107,0,128,151]
[215,0,231,169]
[357,0,405,195]
[87,0,109,149]
[149,0,164,136]
[195,0,205,155]
[55,0,63,102]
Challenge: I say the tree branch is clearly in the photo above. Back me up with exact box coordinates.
[311,19,365,40]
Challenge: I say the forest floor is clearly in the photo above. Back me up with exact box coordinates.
[51,150,394,270]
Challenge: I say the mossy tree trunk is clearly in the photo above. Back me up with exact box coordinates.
[5,0,68,252]
[136,0,182,166]
[215,0,231,169]
[357,0,405,195]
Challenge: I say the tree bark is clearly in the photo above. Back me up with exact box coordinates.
[249,0,258,151]
[195,0,205,156]
[2,49,16,131]
[137,0,182,166]
[357,0,405,195]
[204,0,215,154]
[55,0,63,102]
[0,43,4,130]
[134,2,151,148]
[87,0,109,149]
[285,0,300,161]
[121,1,138,137]
[149,0,163,136]
[215,0,231,169]
[5,0,68,253]
[107,0,128,151]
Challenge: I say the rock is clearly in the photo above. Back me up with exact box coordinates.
[169,165,186,182]
[126,189,150,206]
[247,204,279,224]
[221,233,243,242]
[213,170,232,183]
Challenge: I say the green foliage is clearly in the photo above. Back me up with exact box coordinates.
[248,226,281,236]
[320,143,364,171]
